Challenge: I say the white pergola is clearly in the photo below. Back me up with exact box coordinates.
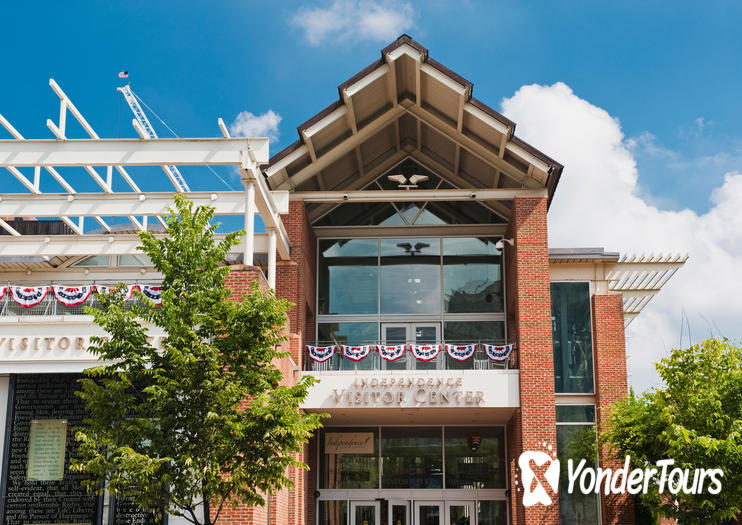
[606,253,689,327]
[0,79,289,288]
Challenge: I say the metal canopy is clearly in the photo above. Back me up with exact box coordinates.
[0,79,290,288]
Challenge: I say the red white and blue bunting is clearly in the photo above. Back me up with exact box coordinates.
[52,286,94,306]
[410,344,442,362]
[95,284,138,301]
[341,345,373,362]
[140,285,163,305]
[483,343,514,361]
[306,345,337,362]
[377,344,406,361]
[0,286,6,300]
[10,286,50,308]
[445,343,477,361]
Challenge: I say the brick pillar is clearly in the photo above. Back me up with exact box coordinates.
[276,200,316,368]
[506,196,559,524]
[593,292,635,525]
[215,264,303,524]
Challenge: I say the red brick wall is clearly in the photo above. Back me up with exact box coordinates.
[593,292,634,525]
[215,264,303,524]
[506,196,559,524]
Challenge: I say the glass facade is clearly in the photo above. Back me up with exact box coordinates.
[319,426,506,490]
[317,238,505,356]
[551,282,594,394]
[556,405,600,525]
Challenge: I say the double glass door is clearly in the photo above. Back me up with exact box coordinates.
[415,501,475,525]
[381,322,441,370]
[347,500,481,525]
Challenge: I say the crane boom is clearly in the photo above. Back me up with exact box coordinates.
[117,84,190,192]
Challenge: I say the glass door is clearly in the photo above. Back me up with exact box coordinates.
[350,501,380,525]
[381,323,441,370]
[446,501,476,525]
[413,323,441,370]
[414,502,442,525]
[388,500,409,525]
[381,323,410,370]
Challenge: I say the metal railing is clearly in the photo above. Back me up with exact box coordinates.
[0,289,156,317]
[303,341,518,372]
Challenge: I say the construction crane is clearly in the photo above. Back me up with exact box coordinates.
[117,84,191,192]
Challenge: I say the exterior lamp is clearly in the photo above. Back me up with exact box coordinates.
[494,238,514,250]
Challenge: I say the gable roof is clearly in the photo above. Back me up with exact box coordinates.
[266,35,564,211]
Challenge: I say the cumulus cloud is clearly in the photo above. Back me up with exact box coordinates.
[230,110,282,143]
[292,0,414,45]
[500,82,742,391]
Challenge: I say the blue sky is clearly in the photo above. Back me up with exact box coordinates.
[3,1,742,389]
[2,0,741,211]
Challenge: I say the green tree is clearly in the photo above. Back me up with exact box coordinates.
[603,338,742,524]
[71,195,322,525]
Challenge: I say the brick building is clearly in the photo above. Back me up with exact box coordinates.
[0,36,685,524]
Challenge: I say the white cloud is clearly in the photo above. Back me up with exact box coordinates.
[230,110,282,143]
[500,82,742,391]
[292,0,414,46]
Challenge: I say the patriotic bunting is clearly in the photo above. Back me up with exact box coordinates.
[377,344,406,361]
[445,343,477,361]
[341,345,373,361]
[95,284,138,301]
[10,286,50,308]
[0,286,6,300]
[52,286,93,306]
[483,343,513,361]
[410,344,442,361]
[306,345,337,363]
[140,285,163,305]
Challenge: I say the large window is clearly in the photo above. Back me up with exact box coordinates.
[318,239,378,315]
[443,238,503,313]
[444,427,506,488]
[551,282,594,394]
[381,427,443,489]
[317,238,505,351]
[319,426,506,490]
[556,405,600,524]
[380,239,441,314]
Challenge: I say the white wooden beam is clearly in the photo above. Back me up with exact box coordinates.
[0,191,292,217]
[403,102,532,187]
[291,187,545,203]
[278,105,405,189]
[0,138,270,167]
[0,233,271,257]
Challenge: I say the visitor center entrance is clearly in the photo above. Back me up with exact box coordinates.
[317,426,508,525]
[348,500,496,525]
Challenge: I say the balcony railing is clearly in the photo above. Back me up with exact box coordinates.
[303,341,518,372]
[0,288,157,317]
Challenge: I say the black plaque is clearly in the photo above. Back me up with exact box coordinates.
[2,374,99,524]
